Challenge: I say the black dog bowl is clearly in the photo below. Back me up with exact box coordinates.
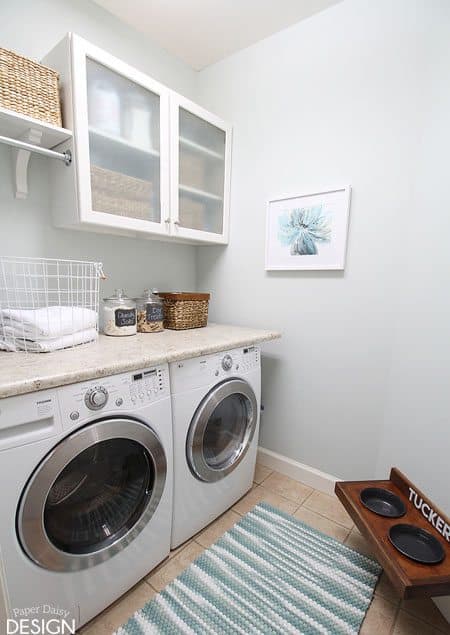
[389,524,446,565]
[360,487,406,518]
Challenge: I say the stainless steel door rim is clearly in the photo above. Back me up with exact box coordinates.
[17,418,167,572]
[186,378,258,482]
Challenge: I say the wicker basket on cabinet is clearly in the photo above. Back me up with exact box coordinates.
[0,48,62,127]
[157,293,210,330]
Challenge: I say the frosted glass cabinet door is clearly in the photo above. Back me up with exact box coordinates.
[87,59,161,223]
[71,36,169,235]
[171,96,232,244]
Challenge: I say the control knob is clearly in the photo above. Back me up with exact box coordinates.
[221,354,233,371]
[85,386,109,410]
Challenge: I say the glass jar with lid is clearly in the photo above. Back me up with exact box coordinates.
[102,288,137,336]
[136,289,164,333]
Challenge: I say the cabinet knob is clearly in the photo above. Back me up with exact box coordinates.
[174,220,180,226]
[164,218,170,224]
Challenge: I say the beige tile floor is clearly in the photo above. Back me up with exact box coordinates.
[80,465,450,635]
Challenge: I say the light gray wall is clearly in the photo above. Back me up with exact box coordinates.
[0,0,198,297]
[375,6,450,512]
[196,0,450,509]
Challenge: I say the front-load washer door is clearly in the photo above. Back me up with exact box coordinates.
[187,379,258,483]
[17,418,166,572]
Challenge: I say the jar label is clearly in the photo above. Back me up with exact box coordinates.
[115,308,136,327]
[146,305,164,322]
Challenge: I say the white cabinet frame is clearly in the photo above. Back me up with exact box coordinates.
[71,34,170,236]
[169,94,232,245]
[46,34,232,244]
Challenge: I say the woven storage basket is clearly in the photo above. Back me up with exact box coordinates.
[158,292,210,330]
[91,165,154,220]
[0,48,62,127]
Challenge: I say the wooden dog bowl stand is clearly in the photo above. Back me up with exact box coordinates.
[335,467,450,599]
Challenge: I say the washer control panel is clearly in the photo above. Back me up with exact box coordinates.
[128,368,166,405]
[170,347,260,394]
[58,364,169,428]
[240,346,260,373]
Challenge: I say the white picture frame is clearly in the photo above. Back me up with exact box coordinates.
[265,186,352,270]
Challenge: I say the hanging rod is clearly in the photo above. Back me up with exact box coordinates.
[0,135,72,165]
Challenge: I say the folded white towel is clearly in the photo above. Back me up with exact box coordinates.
[0,327,98,353]
[0,306,97,339]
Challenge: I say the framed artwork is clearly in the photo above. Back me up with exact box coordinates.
[265,186,351,270]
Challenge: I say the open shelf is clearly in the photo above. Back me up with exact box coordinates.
[335,468,450,599]
[179,136,224,160]
[0,106,72,148]
[89,127,160,158]
[179,184,222,202]
[0,107,73,199]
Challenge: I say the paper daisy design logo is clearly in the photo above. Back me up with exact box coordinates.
[278,205,332,255]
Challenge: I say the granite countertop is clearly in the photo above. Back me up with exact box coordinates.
[0,323,280,398]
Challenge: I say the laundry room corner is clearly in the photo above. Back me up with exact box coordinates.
[1,0,450,633]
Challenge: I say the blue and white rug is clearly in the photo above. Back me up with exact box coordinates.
[115,502,381,634]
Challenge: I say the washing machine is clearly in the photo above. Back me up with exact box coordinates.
[171,346,261,548]
[0,364,172,631]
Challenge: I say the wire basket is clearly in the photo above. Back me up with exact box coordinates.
[0,257,104,353]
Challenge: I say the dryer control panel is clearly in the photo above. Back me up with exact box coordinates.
[58,364,170,428]
[170,347,260,395]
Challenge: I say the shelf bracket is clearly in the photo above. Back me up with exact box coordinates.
[0,128,71,199]
[12,128,42,199]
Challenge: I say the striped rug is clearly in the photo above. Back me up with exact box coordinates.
[115,503,381,634]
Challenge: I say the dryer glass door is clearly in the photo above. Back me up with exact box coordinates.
[187,379,258,482]
[44,438,151,554]
[17,418,166,572]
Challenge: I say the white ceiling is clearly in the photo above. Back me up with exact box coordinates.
[92,0,342,70]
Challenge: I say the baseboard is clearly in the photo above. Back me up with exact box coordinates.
[257,447,339,495]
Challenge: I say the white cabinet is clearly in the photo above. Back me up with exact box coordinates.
[45,34,170,237]
[44,34,231,244]
[170,95,231,244]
